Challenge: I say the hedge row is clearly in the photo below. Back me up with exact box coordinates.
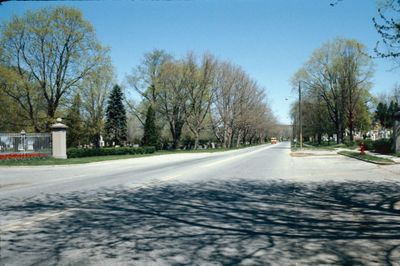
[67,146,156,158]
[356,139,394,154]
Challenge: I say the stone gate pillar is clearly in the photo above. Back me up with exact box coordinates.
[51,118,68,159]
[394,111,400,153]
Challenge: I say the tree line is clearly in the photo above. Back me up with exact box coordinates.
[291,38,374,144]
[291,38,399,144]
[290,0,400,145]
[127,51,277,149]
[0,7,278,149]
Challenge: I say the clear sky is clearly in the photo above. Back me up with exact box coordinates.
[0,0,398,124]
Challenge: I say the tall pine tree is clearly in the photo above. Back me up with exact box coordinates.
[387,101,399,128]
[105,85,127,146]
[141,105,160,149]
[375,102,388,128]
[65,93,83,147]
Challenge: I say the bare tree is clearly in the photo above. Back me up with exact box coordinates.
[157,60,188,149]
[211,60,275,148]
[128,51,277,150]
[80,57,114,146]
[184,53,216,149]
[337,41,373,141]
[391,83,400,103]
[211,61,241,148]
[373,0,400,67]
[126,49,172,125]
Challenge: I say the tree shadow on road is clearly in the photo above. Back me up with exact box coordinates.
[1,179,400,265]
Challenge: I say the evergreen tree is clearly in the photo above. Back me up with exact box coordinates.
[105,85,127,146]
[387,101,399,128]
[375,102,388,128]
[141,105,160,149]
[375,101,399,129]
[66,93,83,147]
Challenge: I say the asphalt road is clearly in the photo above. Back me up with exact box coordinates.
[1,142,400,265]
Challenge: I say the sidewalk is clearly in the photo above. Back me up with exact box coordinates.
[293,146,400,164]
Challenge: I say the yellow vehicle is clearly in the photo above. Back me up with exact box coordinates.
[270,137,277,144]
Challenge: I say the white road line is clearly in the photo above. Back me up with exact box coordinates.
[204,144,275,168]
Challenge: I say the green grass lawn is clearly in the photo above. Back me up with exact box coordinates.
[338,151,395,165]
[0,145,261,166]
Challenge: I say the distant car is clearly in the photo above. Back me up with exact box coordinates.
[270,137,277,144]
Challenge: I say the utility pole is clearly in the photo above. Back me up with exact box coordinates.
[299,81,303,149]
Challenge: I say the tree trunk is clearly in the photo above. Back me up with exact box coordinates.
[223,127,229,148]
[171,121,184,150]
[336,119,341,144]
[349,119,354,142]
[236,130,242,148]
[194,132,200,150]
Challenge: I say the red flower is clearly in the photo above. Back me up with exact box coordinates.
[0,153,49,160]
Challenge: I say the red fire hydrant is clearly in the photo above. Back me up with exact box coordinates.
[360,142,365,155]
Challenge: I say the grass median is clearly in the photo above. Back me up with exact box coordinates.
[338,150,395,165]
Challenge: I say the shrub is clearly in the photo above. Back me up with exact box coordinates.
[355,138,394,154]
[343,141,357,149]
[356,139,374,150]
[373,138,393,154]
[67,146,155,158]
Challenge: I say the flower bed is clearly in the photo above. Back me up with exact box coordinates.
[0,153,49,160]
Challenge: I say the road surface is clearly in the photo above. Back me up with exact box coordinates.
[1,142,400,265]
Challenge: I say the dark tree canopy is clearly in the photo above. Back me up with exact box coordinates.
[105,85,127,146]
[375,102,389,127]
[375,100,399,129]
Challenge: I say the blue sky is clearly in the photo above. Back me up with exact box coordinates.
[0,0,398,124]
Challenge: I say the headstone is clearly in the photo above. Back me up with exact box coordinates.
[51,118,68,159]
[99,135,105,147]
[394,111,400,153]
[28,141,34,151]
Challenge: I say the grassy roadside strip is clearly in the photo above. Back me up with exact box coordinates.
[338,151,395,165]
[0,144,267,166]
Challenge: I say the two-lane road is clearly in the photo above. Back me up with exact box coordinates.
[1,142,400,265]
